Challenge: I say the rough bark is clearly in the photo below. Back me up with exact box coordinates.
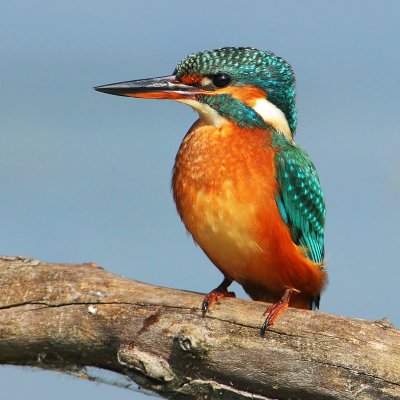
[0,256,398,400]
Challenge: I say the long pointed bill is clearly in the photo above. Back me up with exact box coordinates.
[94,75,200,100]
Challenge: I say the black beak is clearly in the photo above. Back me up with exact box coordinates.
[94,75,200,100]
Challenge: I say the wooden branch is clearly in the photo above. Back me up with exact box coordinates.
[0,256,399,400]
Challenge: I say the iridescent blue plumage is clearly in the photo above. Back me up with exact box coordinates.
[175,47,297,133]
[273,132,325,264]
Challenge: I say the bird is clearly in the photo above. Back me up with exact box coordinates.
[95,47,326,334]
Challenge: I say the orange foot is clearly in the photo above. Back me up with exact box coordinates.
[201,277,235,316]
[260,288,293,335]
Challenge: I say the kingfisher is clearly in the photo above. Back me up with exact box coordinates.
[95,47,326,334]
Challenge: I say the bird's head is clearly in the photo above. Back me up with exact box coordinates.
[95,47,296,138]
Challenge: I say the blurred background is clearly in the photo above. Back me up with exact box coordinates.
[1,1,399,398]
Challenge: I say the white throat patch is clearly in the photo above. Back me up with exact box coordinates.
[252,98,292,139]
[178,99,227,128]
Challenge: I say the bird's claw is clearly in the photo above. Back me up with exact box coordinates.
[201,289,235,317]
[260,288,293,335]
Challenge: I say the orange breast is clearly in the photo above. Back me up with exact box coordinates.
[172,120,325,304]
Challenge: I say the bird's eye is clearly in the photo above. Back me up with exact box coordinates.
[211,73,232,88]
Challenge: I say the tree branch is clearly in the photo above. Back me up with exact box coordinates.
[0,256,399,399]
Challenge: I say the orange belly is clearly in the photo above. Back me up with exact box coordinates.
[172,120,325,306]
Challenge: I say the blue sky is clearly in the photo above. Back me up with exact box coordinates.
[1,1,399,399]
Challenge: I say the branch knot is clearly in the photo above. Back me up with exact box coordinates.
[117,344,175,382]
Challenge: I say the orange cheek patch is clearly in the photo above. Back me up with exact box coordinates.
[218,85,267,106]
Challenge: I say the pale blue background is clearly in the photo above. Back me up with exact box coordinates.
[1,1,399,399]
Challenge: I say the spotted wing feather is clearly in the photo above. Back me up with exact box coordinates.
[274,141,325,265]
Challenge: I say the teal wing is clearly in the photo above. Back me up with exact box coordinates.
[274,142,325,264]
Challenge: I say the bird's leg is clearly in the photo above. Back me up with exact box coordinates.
[260,288,293,335]
[201,277,235,316]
